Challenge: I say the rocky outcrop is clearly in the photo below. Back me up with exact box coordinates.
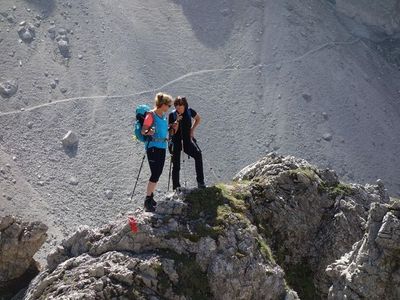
[25,187,297,300]
[21,154,397,299]
[333,0,400,41]
[235,153,389,298]
[327,199,400,299]
[0,216,48,297]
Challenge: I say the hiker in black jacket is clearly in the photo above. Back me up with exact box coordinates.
[168,96,205,190]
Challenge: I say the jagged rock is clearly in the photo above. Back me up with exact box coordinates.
[334,0,400,41]
[327,199,400,299]
[57,39,70,57]
[0,216,48,296]
[25,188,296,300]
[17,22,35,42]
[61,130,79,148]
[0,80,18,98]
[56,30,70,58]
[235,153,389,298]
[20,155,396,299]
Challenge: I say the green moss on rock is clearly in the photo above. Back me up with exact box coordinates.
[175,184,252,242]
[158,251,212,300]
[319,182,354,199]
[256,237,275,263]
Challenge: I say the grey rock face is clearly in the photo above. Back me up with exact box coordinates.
[327,200,400,299]
[20,155,397,299]
[0,216,48,288]
[334,0,400,40]
[25,189,295,300]
[235,153,389,298]
[0,80,18,98]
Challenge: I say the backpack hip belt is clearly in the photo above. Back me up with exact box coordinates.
[149,137,168,143]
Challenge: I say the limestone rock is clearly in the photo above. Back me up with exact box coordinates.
[235,153,389,298]
[25,187,295,300]
[61,130,79,148]
[56,30,70,58]
[20,155,396,299]
[17,22,35,42]
[327,199,400,299]
[0,216,48,295]
[0,80,18,98]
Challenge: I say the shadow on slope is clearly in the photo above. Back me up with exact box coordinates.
[171,0,234,48]
[24,0,56,16]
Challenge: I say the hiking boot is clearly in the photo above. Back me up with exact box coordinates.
[197,182,206,189]
[150,193,157,206]
[144,196,155,212]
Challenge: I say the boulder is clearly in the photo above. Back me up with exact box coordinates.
[0,80,18,98]
[17,22,35,42]
[61,130,79,148]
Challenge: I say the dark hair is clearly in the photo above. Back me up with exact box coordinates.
[174,96,188,109]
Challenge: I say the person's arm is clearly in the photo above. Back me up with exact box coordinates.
[190,112,201,139]
[169,113,181,135]
[142,113,154,136]
[168,113,176,135]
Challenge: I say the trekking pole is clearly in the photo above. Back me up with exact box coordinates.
[130,153,146,200]
[182,145,187,188]
[167,154,172,191]
[130,139,150,200]
[180,127,188,188]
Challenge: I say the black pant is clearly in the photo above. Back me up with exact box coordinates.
[147,147,166,183]
[171,138,204,189]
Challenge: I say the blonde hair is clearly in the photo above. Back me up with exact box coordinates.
[155,92,173,108]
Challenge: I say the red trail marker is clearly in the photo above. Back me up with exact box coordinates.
[128,217,139,233]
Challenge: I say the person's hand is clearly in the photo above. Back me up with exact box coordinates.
[145,128,155,136]
[172,122,179,131]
